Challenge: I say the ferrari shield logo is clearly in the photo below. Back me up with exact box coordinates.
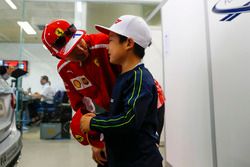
[75,135,84,143]
[55,28,64,37]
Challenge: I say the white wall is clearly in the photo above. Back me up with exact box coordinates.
[144,26,164,143]
[207,1,250,167]
[87,3,143,34]
[0,43,64,93]
[144,26,164,85]
[162,0,214,166]
[162,0,250,167]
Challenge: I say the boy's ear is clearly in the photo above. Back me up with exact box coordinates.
[126,38,135,50]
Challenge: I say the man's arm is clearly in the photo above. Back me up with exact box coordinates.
[85,68,153,134]
[57,61,90,114]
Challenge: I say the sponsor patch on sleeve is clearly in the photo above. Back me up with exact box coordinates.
[70,75,92,90]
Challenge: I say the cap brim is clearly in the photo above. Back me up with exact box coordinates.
[58,30,86,59]
[95,24,112,35]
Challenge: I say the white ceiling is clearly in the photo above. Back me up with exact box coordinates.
[0,0,161,43]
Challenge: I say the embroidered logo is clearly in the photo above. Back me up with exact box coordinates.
[70,75,92,90]
[75,135,84,143]
[55,28,64,37]
[212,0,250,21]
[114,19,122,24]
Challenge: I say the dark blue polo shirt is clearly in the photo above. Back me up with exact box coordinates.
[90,64,163,167]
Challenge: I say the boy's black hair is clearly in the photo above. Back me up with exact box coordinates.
[118,34,145,59]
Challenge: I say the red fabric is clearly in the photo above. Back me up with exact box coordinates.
[154,80,166,109]
[70,109,89,145]
[70,109,105,148]
[58,33,120,148]
[57,33,119,113]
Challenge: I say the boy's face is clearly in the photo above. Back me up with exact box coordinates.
[66,38,89,62]
[108,32,128,65]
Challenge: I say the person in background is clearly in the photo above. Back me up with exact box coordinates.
[0,66,16,96]
[0,66,16,103]
[28,75,55,124]
[32,75,55,104]
[0,66,15,81]
[0,65,17,118]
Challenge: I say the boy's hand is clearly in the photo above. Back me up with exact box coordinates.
[80,113,96,132]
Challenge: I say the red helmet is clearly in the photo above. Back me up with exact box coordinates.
[70,109,89,146]
[70,109,105,148]
[42,19,86,59]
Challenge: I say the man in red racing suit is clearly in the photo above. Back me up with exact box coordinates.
[42,19,118,167]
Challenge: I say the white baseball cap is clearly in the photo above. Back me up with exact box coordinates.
[95,15,152,49]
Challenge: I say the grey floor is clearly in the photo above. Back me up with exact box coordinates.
[17,127,165,167]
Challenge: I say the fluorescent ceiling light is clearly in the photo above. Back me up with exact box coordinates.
[17,21,37,35]
[5,0,17,10]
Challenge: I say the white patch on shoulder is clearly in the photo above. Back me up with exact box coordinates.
[82,96,95,113]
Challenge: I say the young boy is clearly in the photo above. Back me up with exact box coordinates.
[80,15,163,167]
